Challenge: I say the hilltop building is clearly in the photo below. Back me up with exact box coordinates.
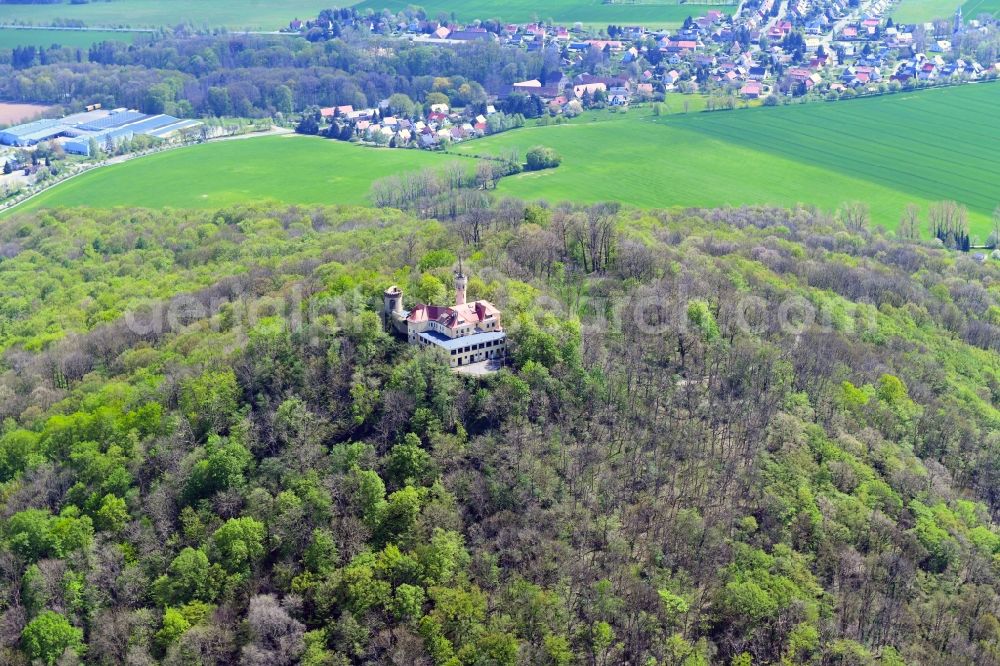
[383,269,506,368]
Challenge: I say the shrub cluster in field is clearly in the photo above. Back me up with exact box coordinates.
[525,146,562,171]
[0,201,999,664]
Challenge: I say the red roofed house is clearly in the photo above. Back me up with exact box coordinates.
[740,80,763,98]
[586,40,624,51]
[666,40,699,52]
[383,269,506,368]
[768,20,792,39]
[574,82,606,98]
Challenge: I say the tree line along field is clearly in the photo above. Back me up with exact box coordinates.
[350,0,733,26]
[14,84,999,237]
[0,0,331,30]
[0,27,140,50]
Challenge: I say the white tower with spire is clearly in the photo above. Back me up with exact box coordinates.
[455,258,467,306]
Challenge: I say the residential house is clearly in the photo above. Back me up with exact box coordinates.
[607,87,631,105]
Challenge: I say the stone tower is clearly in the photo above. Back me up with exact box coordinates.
[383,285,403,331]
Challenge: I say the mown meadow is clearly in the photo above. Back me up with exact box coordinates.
[0,0,329,29]
[12,135,464,214]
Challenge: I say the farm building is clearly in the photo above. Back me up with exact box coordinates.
[1,108,201,154]
[0,118,71,147]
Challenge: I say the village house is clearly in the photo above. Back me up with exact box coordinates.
[607,87,631,105]
[383,269,506,368]
[574,82,606,98]
[740,80,763,98]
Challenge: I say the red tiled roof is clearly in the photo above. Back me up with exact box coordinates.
[406,300,501,330]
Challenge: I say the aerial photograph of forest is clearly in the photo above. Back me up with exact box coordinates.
[1,0,1000,664]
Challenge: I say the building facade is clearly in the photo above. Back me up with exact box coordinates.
[383,271,506,368]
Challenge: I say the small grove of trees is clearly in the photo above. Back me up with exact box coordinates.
[899,203,921,240]
[838,201,870,232]
[295,107,322,135]
[929,200,970,250]
[370,152,524,216]
[525,146,562,171]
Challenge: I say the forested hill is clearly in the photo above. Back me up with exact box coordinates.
[1,202,999,665]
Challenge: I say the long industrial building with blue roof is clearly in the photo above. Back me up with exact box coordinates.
[0,107,201,155]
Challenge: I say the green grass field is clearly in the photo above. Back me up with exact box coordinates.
[352,0,733,26]
[13,135,462,213]
[0,0,328,30]
[962,0,1000,17]
[667,85,1000,226]
[450,84,999,236]
[15,85,999,238]
[893,0,997,23]
[0,0,733,30]
[0,27,140,49]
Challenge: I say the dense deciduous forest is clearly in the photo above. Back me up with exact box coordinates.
[1,199,999,665]
[0,33,554,117]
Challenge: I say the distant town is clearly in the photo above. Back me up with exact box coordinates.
[287,2,1000,149]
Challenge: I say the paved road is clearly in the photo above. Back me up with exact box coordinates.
[0,24,156,33]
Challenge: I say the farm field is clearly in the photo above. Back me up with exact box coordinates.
[668,84,1000,224]
[0,27,140,49]
[0,102,53,126]
[15,85,998,237]
[351,0,734,26]
[10,134,464,214]
[962,0,1000,18]
[451,84,999,236]
[893,0,998,23]
[0,0,327,30]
